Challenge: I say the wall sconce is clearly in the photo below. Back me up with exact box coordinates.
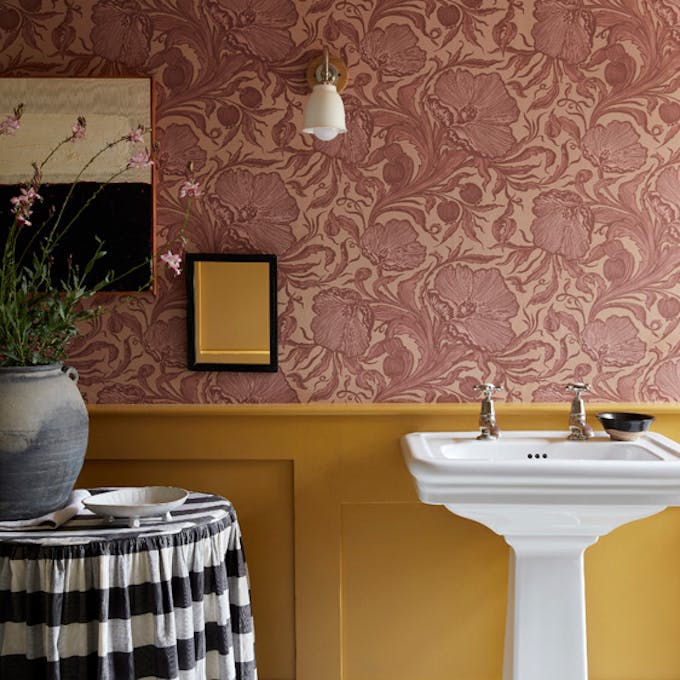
[302,46,348,142]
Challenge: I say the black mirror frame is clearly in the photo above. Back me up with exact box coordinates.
[186,253,278,372]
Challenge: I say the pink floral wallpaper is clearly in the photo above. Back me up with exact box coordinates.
[2,0,679,403]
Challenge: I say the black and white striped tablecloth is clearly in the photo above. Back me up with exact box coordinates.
[0,490,257,680]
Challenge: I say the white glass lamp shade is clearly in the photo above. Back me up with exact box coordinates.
[302,83,347,141]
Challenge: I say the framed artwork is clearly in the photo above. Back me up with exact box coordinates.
[186,254,278,372]
[0,76,154,291]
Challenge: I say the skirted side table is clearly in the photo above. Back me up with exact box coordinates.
[0,491,257,680]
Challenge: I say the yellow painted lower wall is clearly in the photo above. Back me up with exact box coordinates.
[78,403,680,680]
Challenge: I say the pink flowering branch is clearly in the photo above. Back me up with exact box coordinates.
[127,148,153,169]
[160,250,182,276]
[29,122,160,290]
[125,125,145,144]
[70,116,86,142]
[39,124,155,288]
[3,106,192,298]
[158,163,201,278]
[10,186,42,227]
[179,179,201,199]
[0,103,23,136]
[41,124,152,258]
[0,110,162,364]
[5,114,154,293]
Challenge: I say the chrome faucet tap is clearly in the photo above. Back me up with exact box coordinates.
[566,382,594,440]
[474,383,503,440]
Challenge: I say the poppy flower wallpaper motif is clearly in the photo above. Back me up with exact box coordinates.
[361,24,427,77]
[428,265,519,353]
[531,0,594,64]
[360,219,426,272]
[581,121,647,173]
[206,0,298,62]
[210,169,299,253]
[530,190,593,260]
[91,0,152,68]
[430,70,520,158]
[1,0,679,403]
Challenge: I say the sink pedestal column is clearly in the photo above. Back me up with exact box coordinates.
[502,534,597,680]
[447,503,666,680]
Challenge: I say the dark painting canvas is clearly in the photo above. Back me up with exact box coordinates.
[0,77,153,291]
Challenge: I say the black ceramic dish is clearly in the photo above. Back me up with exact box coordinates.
[596,412,655,441]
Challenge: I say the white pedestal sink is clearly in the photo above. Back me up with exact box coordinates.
[402,430,680,680]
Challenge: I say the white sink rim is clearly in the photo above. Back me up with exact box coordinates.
[405,430,680,462]
[402,430,680,507]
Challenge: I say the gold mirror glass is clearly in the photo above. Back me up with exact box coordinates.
[186,254,277,371]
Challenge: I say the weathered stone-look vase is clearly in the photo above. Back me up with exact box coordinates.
[0,364,88,520]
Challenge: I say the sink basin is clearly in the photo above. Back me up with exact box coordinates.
[404,430,680,512]
[402,430,680,680]
[430,431,668,460]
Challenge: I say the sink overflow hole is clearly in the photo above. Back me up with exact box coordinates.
[527,453,549,459]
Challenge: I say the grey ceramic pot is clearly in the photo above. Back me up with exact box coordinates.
[0,364,88,520]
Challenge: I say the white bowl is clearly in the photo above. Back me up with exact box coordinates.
[83,486,189,526]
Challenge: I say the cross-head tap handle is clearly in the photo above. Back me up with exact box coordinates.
[566,382,591,397]
[473,383,503,399]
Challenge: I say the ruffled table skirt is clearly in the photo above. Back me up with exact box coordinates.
[0,491,257,680]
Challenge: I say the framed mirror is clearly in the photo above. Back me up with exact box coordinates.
[0,76,154,291]
[186,253,278,372]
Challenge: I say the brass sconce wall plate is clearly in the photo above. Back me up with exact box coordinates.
[186,253,277,372]
[306,53,349,92]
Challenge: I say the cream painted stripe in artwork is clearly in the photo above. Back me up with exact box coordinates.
[0,77,151,184]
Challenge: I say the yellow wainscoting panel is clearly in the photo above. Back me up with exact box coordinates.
[341,502,507,680]
[81,403,680,680]
[586,508,680,679]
